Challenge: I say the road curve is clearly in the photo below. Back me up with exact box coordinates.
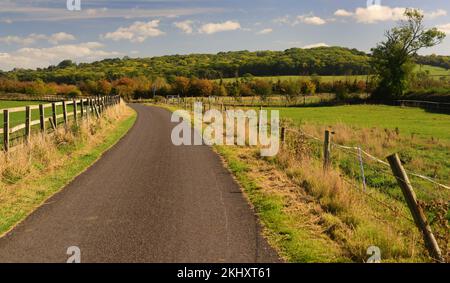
[0,104,280,263]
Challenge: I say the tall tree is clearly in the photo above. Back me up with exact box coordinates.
[371,9,445,99]
[173,76,190,97]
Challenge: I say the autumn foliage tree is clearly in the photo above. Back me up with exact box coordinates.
[173,76,190,97]
[189,78,213,97]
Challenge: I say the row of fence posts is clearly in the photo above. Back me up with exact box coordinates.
[3,96,120,152]
[279,127,445,263]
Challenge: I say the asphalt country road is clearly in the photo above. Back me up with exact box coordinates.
[0,104,280,263]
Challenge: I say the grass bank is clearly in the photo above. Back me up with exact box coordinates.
[0,103,136,236]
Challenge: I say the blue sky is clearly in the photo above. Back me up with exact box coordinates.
[0,0,449,70]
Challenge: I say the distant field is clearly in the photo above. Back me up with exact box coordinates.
[0,100,75,145]
[415,65,450,76]
[217,65,450,83]
[0,100,49,127]
[270,105,450,141]
[0,100,43,109]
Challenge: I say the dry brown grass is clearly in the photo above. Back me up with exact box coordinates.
[275,144,426,262]
[0,103,130,188]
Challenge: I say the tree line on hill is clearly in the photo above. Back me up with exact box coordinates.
[416,54,450,70]
[1,46,372,84]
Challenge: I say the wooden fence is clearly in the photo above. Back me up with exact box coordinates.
[1,95,121,151]
[0,93,77,102]
[397,100,450,112]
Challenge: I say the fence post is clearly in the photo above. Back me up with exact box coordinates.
[62,101,68,125]
[25,106,31,143]
[80,99,84,118]
[39,104,45,133]
[73,100,78,124]
[3,110,9,152]
[97,97,102,113]
[387,153,444,263]
[323,130,332,171]
[52,103,57,128]
[89,99,93,117]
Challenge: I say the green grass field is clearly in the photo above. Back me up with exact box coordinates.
[416,65,450,76]
[217,65,450,83]
[270,105,450,141]
[0,100,45,110]
[0,100,76,127]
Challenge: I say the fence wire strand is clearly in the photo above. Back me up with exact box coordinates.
[284,127,450,191]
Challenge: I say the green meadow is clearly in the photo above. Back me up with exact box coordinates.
[270,105,450,141]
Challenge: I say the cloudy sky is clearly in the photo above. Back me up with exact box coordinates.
[0,0,449,71]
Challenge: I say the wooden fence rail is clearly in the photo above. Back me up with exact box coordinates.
[1,95,121,151]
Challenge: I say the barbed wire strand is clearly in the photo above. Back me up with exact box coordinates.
[284,127,450,190]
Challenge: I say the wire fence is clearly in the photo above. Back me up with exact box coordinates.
[282,126,449,262]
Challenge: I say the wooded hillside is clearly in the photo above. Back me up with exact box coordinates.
[2,47,372,83]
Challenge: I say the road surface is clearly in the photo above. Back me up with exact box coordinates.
[0,104,280,263]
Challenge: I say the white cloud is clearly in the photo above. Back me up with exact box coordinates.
[0,32,75,45]
[47,32,76,44]
[437,23,450,34]
[103,20,165,42]
[198,21,241,34]
[0,34,45,45]
[273,15,290,25]
[354,5,406,23]
[335,6,447,24]
[174,20,194,34]
[0,42,121,71]
[334,9,353,17]
[1,18,13,24]
[425,9,447,19]
[256,28,273,35]
[295,15,327,25]
[302,43,329,49]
